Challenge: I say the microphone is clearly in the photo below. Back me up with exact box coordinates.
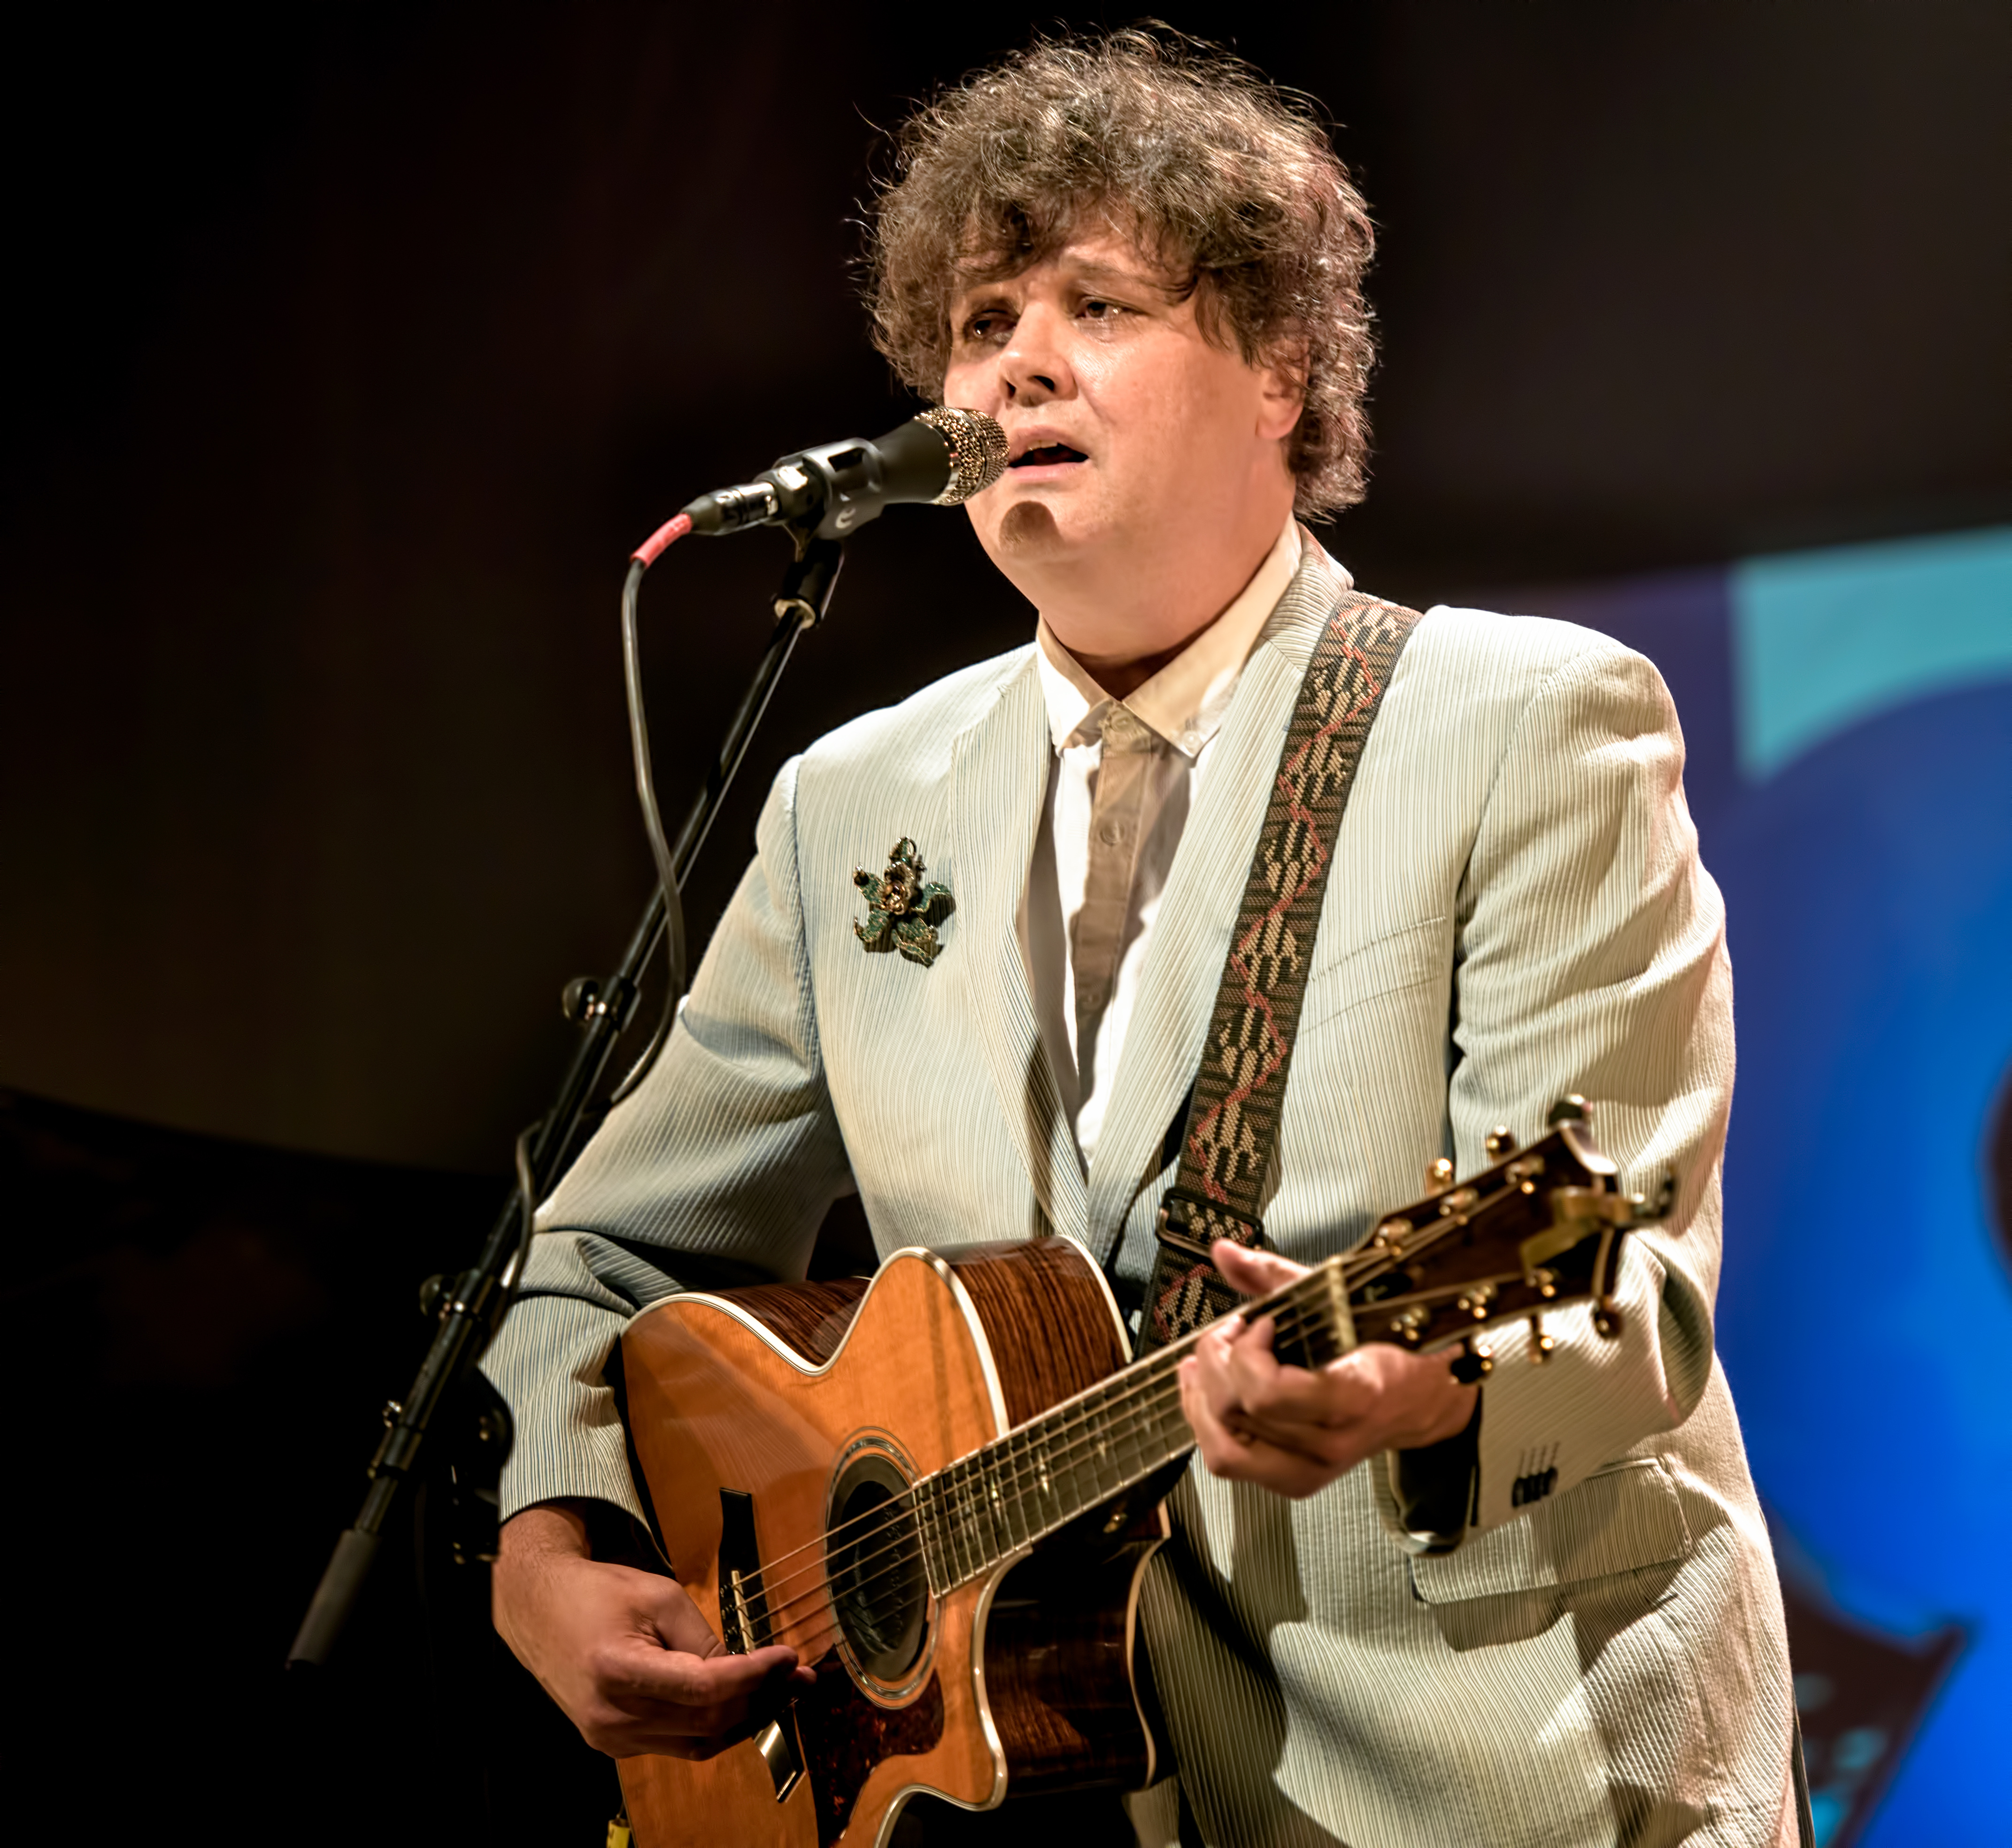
[681,407,1009,543]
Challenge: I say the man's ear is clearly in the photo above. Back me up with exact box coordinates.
[1256,345,1309,444]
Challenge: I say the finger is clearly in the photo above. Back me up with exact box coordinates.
[642,1579,735,1659]
[1211,1240,1308,1296]
[581,1694,779,1761]
[1180,1361,1346,1497]
[644,1652,809,1738]
[642,1582,817,1689]
[1220,1314,1302,1409]
[1189,1320,1269,1429]
[1236,1411,1378,1473]
[606,1638,805,1717]
[1193,1317,1347,1452]
[1189,1319,1371,1468]
[1238,1355,1378,1433]
[1179,1356,1253,1470]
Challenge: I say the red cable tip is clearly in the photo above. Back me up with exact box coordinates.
[632,511,693,567]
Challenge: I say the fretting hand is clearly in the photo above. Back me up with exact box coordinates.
[1176,1242,1478,1499]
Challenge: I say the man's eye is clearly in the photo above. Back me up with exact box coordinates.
[962,312,1008,343]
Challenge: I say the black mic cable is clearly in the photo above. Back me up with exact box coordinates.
[610,407,1007,1099]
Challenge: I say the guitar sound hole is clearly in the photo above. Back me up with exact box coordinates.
[827,1450,927,1682]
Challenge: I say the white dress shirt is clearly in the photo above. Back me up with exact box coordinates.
[1022,515,1351,1163]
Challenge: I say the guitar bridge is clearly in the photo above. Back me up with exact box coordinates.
[717,1488,772,1652]
[717,1488,804,1803]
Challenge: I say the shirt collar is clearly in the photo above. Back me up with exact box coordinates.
[1035,515,1348,758]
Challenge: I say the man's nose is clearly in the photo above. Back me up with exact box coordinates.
[998,304,1072,404]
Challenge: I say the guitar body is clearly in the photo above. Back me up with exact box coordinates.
[617,1238,1170,1848]
[612,1110,1649,1844]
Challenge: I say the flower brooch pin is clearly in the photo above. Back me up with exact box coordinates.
[853,838,953,967]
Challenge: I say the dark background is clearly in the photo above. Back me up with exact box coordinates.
[1,3,2006,1842]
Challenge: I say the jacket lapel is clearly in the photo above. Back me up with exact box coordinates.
[949,654,1090,1241]
[1083,559,1346,1262]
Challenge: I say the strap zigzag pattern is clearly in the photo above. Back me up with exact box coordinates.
[1140,590,1420,1354]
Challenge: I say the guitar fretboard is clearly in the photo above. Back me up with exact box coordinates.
[911,1260,1352,1594]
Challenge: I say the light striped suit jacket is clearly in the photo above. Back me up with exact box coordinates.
[482,553,1797,1846]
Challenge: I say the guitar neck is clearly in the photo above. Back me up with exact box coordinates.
[913,1262,1351,1596]
[910,1117,1646,1596]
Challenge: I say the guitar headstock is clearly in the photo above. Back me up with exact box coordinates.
[1287,1098,1672,1379]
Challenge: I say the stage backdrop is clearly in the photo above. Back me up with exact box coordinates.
[1518,524,2012,1848]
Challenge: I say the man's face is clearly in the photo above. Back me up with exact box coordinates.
[940,228,1301,587]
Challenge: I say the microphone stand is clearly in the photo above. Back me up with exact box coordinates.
[287,533,846,1668]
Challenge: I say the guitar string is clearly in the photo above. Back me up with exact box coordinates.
[720,1172,1537,1616]
[741,1278,1318,1618]
[756,1305,1310,1662]
[758,1247,1557,1652]
[745,1258,1488,1638]
[746,1284,1363,1632]
[739,1238,1400,1603]
[733,1297,1218,1600]
[743,1355,1196,1631]
[739,1222,1504,1631]
[758,1318,1431,1662]
[742,1183,1561,1658]
[751,1259,1530,1660]
[739,1208,1496,1624]
[734,1183,1539,1632]
[924,1177,1530,1563]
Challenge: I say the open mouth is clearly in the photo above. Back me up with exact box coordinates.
[1010,443,1087,468]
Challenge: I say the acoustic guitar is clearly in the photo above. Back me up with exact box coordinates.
[615,1102,1666,1845]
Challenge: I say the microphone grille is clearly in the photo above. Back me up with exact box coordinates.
[919,408,1010,506]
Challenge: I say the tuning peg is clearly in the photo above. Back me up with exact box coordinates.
[1423,1156,1455,1194]
[1449,1337,1495,1385]
[1484,1125,1519,1159]
[1527,1313,1556,1363]
[1546,1094,1590,1127]
[1456,1282,1499,1321]
[1592,1301,1625,1340]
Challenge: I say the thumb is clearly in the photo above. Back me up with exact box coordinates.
[1212,1239,1308,1295]
[639,1577,815,1689]
[640,1575,728,1659]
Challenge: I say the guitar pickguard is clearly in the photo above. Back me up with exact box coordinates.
[797,1655,946,1847]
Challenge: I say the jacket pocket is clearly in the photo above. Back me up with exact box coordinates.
[1300,915,1448,1035]
[1408,1457,1694,1604]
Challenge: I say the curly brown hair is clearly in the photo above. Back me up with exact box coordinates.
[866,26,1377,517]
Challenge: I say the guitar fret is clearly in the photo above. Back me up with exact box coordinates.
[1006,1425,1036,1549]
[987,1436,1014,1558]
[974,1455,1001,1571]
[946,1461,966,1576]
[1095,1381,1131,1507]
[918,1475,948,1597]
[979,1451,1007,1562]
[1012,1426,1037,1548]
[1126,1369,1161,1479]
[963,1459,987,1578]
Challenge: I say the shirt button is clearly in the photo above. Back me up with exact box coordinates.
[1097,818,1132,846]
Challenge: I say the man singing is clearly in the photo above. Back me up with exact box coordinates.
[485,29,1801,1846]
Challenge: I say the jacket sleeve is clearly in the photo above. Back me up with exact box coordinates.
[1387,634,1734,1545]
[478,757,853,1522]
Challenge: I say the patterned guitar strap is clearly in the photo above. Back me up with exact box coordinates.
[1136,587,1420,1357]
